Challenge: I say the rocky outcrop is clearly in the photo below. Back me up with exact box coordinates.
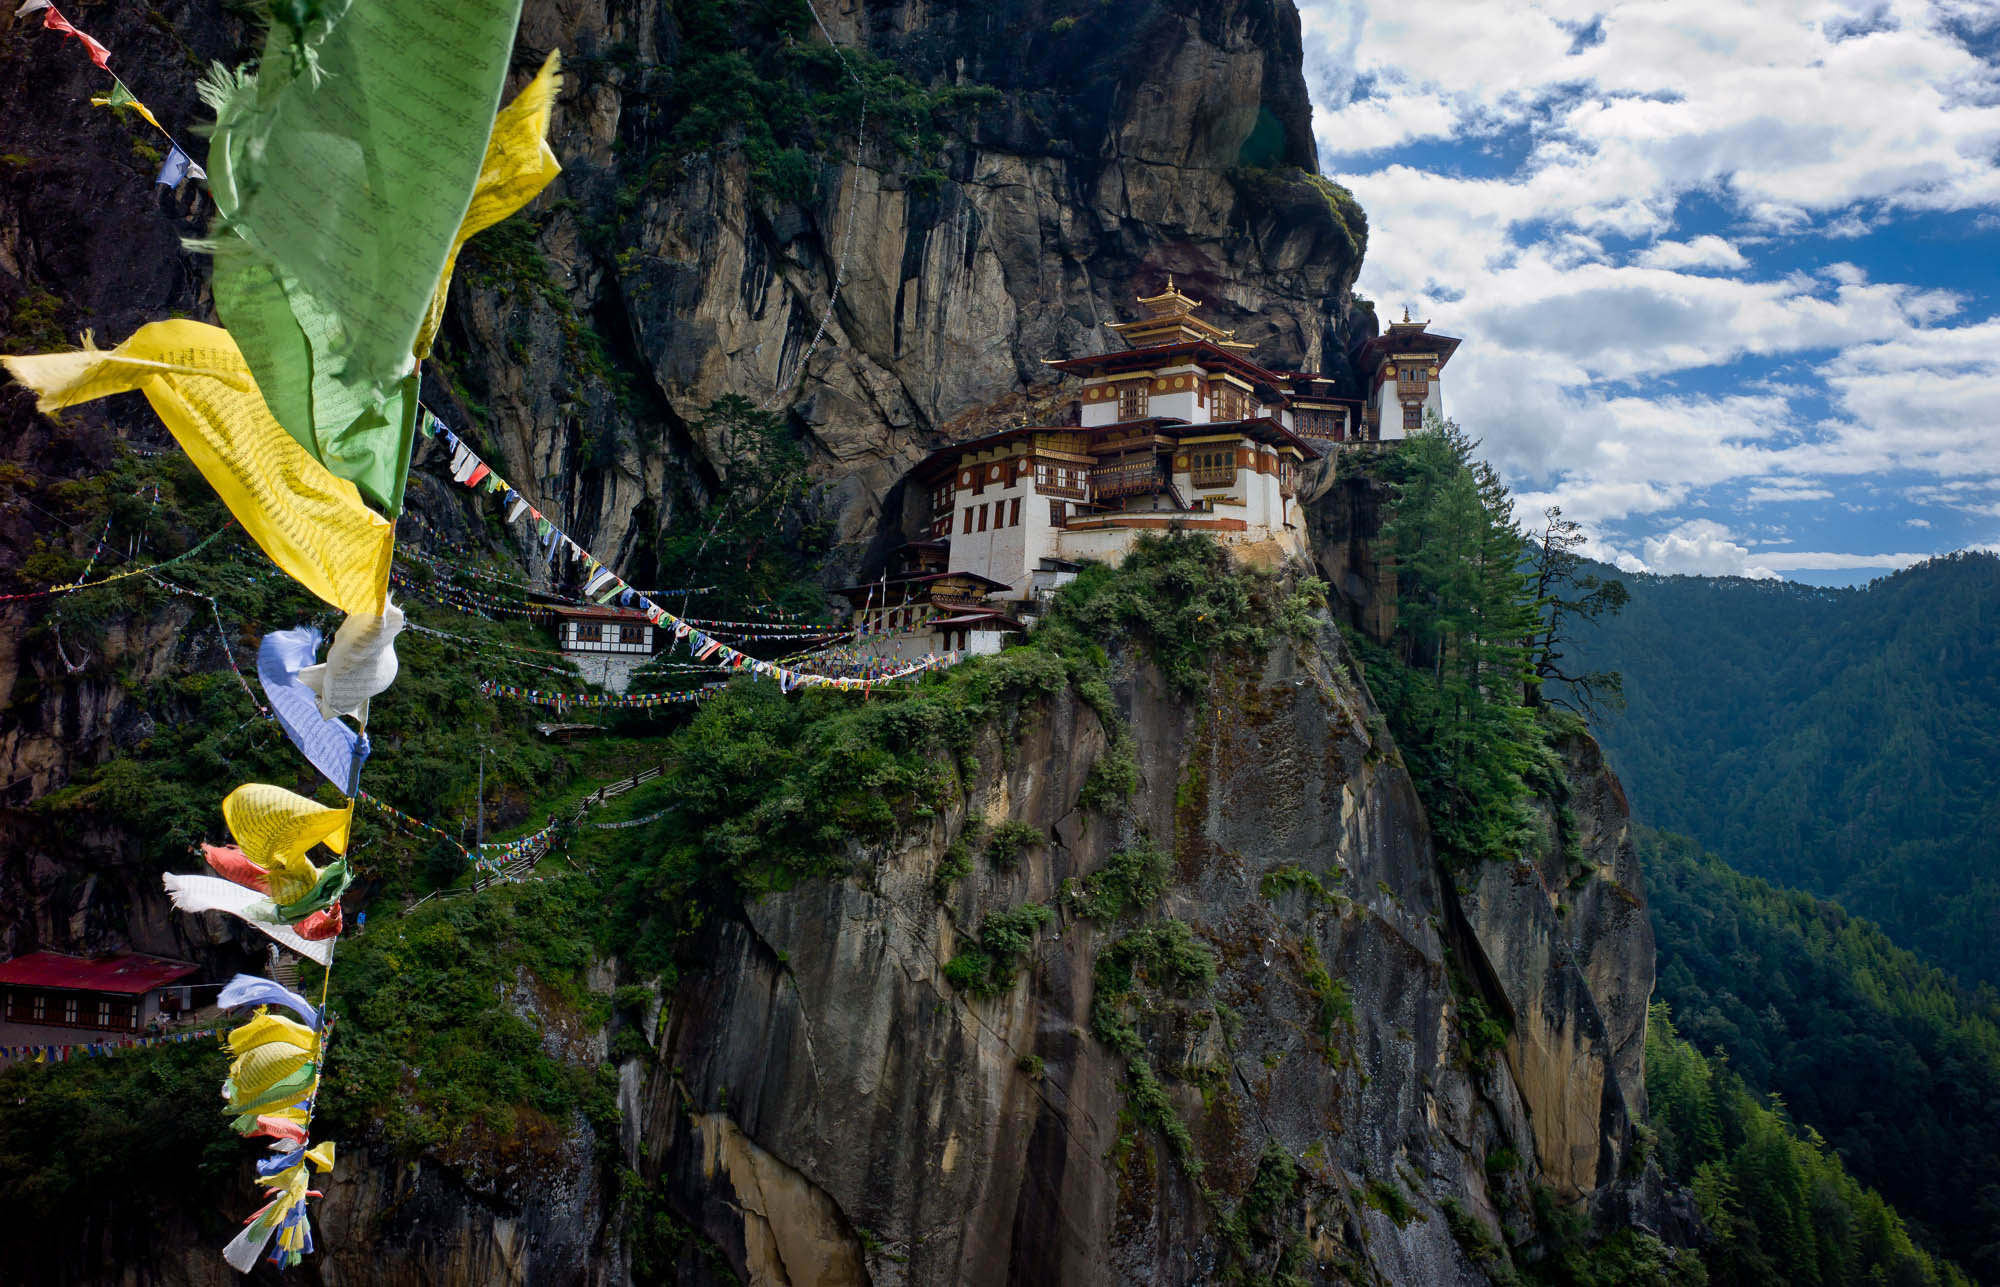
[1451,730,1655,1208]
[632,618,1653,1285]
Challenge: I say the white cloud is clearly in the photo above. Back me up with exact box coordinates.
[1753,549,1938,570]
[1638,519,1780,578]
[1636,236,1751,271]
[1745,483,1836,503]
[1293,0,2000,574]
[1905,517,1933,527]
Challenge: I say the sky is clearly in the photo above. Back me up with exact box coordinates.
[1296,0,2000,583]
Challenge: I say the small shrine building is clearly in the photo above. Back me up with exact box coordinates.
[551,604,659,693]
[0,951,198,1048]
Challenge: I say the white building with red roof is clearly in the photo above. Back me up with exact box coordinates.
[0,950,199,1047]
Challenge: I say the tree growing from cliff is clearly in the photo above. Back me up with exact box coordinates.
[1526,505,1628,716]
[1367,420,1544,865]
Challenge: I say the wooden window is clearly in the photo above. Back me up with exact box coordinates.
[576,623,601,643]
[1050,500,1065,527]
[1403,401,1423,432]
[1118,382,1148,420]
[97,999,112,1027]
[1297,408,1342,440]
[620,625,646,645]
[977,504,988,532]
[1010,497,1021,527]
[963,506,973,533]
[63,996,78,1026]
[31,993,45,1022]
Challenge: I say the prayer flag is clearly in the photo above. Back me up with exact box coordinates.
[257,627,368,794]
[92,81,164,133]
[414,51,563,356]
[38,5,110,70]
[155,144,195,188]
[205,0,528,515]
[163,874,334,964]
[295,599,403,721]
[0,321,394,615]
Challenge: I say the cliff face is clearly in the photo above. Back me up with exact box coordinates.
[625,621,1657,1285]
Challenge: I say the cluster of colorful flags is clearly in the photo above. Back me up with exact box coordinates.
[15,0,209,190]
[2,1,565,1269]
[2,1028,218,1062]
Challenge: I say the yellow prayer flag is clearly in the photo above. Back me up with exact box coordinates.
[414,51,564,358]
[227,1012,321,1058]
[221,784,353,906]
[0,321,392,615]
[90,89,165,134]
[305,1141,336,1172]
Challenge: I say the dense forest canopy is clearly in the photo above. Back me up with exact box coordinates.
[1644,828,2000,1281]
[1568,551,2000,986]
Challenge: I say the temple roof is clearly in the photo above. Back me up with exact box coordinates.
[1094,277,1258,352]
[1046,339,1292,394]
[1352,312,1462,372]
[0,951,197,995]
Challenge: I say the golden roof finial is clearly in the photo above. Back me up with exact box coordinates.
[1402,304,1412,323]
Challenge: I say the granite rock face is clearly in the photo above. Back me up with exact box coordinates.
[635,620,1658,1285]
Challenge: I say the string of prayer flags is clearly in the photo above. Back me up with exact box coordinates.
[258,627,369,795]
[204,0,531,516]
[213,975,332,1272]
[2,1029,219,1062]
[478,679,728,710]
[0,321,395,615]
[423,413,956,691]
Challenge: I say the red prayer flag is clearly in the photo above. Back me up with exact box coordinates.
[465,463,491,488]
[42,6,112,70]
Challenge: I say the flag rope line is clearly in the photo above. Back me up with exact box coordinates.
[422,411,958,691]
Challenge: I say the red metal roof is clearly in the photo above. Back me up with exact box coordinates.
[549,605,654,623]
[0,951,198,994]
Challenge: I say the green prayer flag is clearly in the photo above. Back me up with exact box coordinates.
[204,0,526,514]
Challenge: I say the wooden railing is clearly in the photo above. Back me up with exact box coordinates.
[1092,457,1164,498]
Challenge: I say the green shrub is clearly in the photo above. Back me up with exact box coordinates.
[944,903,1053,998]
[1068,841,1170,919]
[985,820,1043,871]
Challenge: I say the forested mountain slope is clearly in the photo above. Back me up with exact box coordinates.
[1569,552,2000,985]
[1643,828,2000,1281]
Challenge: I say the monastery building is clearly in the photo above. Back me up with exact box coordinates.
[839,284,1458,658]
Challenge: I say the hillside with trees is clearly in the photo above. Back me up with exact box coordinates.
[1645,828,2000,1280]
[1567,552,2000,986]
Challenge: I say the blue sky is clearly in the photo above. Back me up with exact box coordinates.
[1297,0,2000,582]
